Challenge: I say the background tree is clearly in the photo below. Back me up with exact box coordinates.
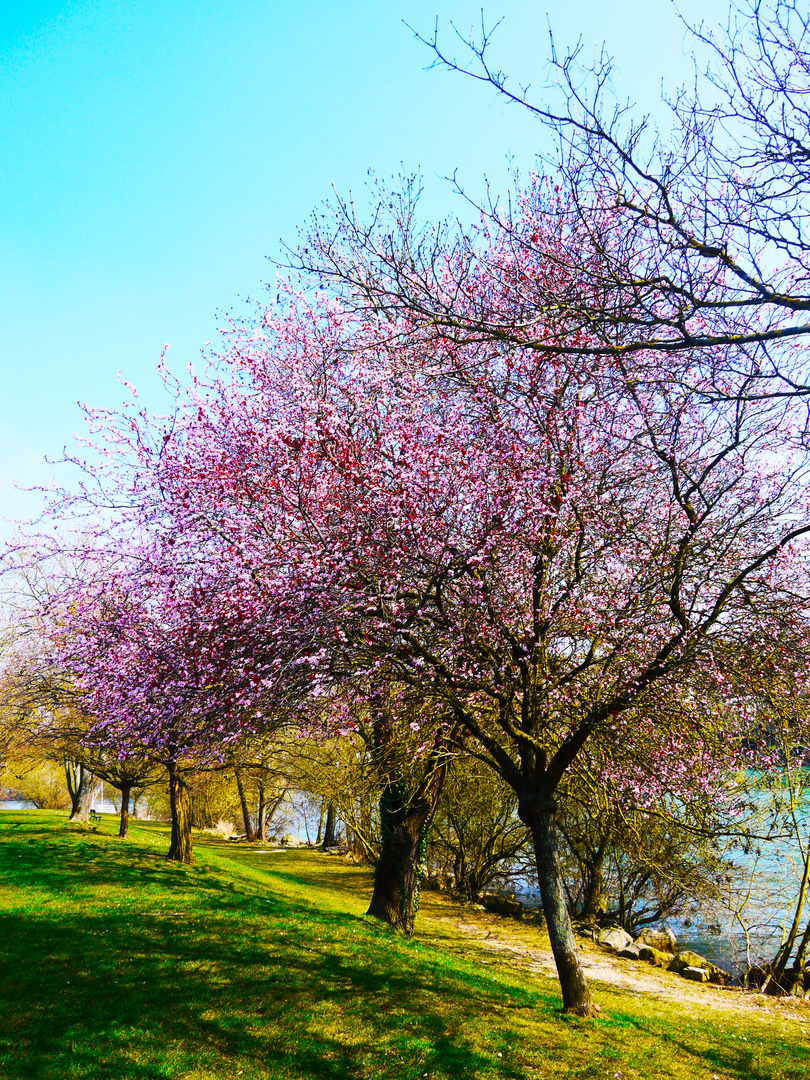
[227,735,290,842]
[33,552,296,863]
[284,689,456,934]
[63,757,93,822]
[744,714,810,994]
[556,775,736,932]
[361,697,454,936]
[286,737,377,859]
[429,756,530,900]
[0,754,70,810]
[76,749,163,838]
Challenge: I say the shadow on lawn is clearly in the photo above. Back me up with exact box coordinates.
[0,903,504,1080]
[0,828,196,900]
[0,816,516,1078]
[2,817,805,1080]
[2,901,798,1080]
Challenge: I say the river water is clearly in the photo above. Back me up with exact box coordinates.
[0,797,142,814]
[510,862,804,978]
[676,777,810,974]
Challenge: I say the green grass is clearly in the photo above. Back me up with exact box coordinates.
[0,811,808,1079]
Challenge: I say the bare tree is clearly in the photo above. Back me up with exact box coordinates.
[293,2,810,417]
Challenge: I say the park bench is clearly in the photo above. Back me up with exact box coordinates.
[89,809,101,823]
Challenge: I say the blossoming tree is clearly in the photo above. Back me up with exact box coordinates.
[19,168,810,1013]
[129,231,810,1012]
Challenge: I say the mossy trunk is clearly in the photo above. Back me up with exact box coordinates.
[167,762,193,863]
[578,843,609,922]
[366,786,433,936]
[66,763,93,823]
[365,718,451,936]
[527,802,598,1017]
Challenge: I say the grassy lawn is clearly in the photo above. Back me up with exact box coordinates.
[0,811,808,1079]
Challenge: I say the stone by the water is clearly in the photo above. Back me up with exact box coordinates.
[597,926,633,951]
[635,926,677,955]
[681,966,710,982]
[618,943,642,960]
[638,945,671,967]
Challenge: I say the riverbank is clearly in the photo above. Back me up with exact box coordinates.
[2,809,809,1079]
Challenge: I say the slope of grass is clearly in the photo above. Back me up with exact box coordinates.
[0,810,808,1079]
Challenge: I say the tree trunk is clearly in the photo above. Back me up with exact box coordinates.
[234,768,255,841]
[366,785,432,936]
[365,721,451,935]
[118,783,132,839]
[322,802,338,848]
[257,781,268,842]
[167,762,193,863]
[793,915,810,973]
[66,762,92,822]
[527,801,598,1017]
[263,787,287,840]
[366,745,448,936]
[578,842,609,923]
[76,781,93,822]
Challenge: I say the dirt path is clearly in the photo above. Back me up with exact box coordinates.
[419,892,810,1027]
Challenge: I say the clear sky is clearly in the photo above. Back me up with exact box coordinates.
[0,0,730,531]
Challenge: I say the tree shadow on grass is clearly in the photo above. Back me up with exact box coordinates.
[0,905,520,1080]
[5,898,797,1080]
[0,827,207,902]
[210,846,374,896]
[3,818,806,1080]
[0,818,368,915]
[588,984,810,1080]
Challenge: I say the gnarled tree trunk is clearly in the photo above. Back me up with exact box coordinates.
[366,783,434,936]
[578,841,610,923]
[366,735,450,936]
[167,761,193,863]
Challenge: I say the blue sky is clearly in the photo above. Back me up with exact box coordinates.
[0,0,728,531]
